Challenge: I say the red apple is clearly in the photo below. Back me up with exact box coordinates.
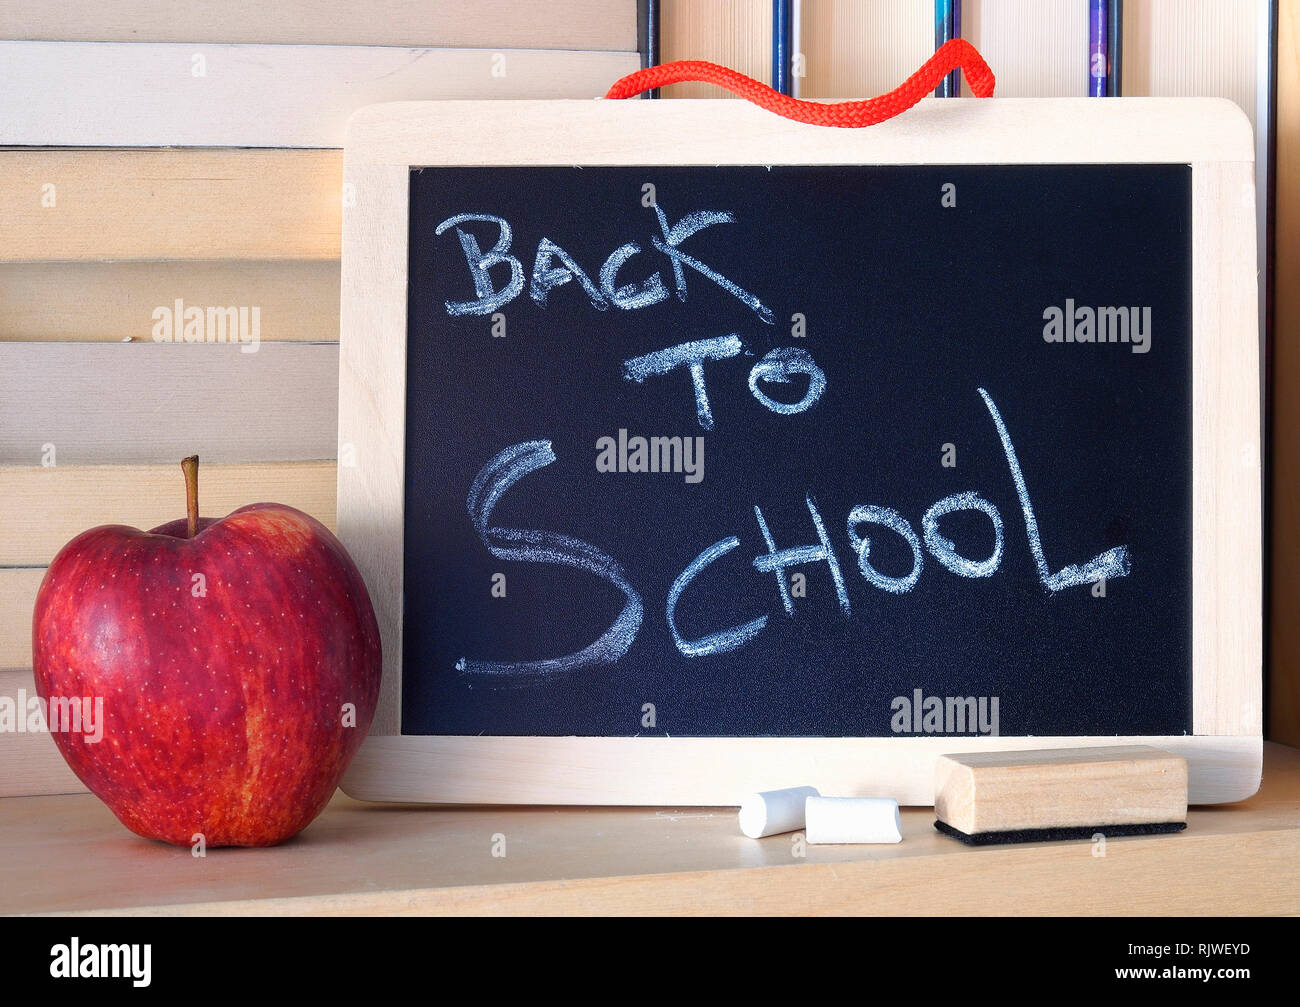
[32,456,381,847]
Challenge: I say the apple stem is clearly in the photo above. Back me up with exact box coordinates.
[181,455,199,539]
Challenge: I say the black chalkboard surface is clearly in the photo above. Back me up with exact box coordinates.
[402,163,1191,739]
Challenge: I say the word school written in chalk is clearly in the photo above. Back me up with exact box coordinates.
[455,386,1133,676]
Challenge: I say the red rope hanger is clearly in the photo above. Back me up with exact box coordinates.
[605,39,996,127]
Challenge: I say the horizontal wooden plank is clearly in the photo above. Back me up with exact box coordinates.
[0,568,43,672]
[0,149,341,262]
[0,43,639,147]
[0,342,338,465]
[0,669,87,797]
[0,261,339,342]
[0,461,338,567]
[344,735,1261,806]
[0,0,638,50]
[347,97,1257,169]
[5,744,1300,914]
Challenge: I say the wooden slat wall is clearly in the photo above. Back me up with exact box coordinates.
[0,571,43,675]
[0,669,84,798]
[0,261,338,342]
[0,343,339,464]
[0,1,638,50]
[0,3,641,797]
[1270,0,1299,748]
[0,150,342,261]
[0,462,338,567]
[0,148,348,796]
[0,463,337,660]
[0,570,45,671]
[0,44,638,147]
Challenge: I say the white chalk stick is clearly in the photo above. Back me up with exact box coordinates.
[738,786,820,838]
[805,797,903,844]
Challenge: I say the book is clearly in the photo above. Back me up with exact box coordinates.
[0,149,341,261]
[0,343,338,467]
[0,42,639,147]
[0,261,338,342]
[662,0,1263,134]
[0,461,337,568]
[0,0,637,51]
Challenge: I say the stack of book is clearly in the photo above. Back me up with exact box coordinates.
[660,0,1264,134]
[0,0,641,797]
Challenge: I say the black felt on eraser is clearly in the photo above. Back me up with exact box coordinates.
[934,819,1187,846]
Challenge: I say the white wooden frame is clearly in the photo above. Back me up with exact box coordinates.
[338,98,1261,805]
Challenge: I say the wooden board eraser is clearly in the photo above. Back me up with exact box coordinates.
[934,746,1188,837]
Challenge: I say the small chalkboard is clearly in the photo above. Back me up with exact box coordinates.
[338,99,1261,806]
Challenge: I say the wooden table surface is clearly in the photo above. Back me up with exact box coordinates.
[4,742,1298,916]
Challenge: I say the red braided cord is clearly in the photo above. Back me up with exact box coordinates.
[605,39,995,127]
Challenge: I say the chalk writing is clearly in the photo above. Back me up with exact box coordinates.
[457,388,1132,671]
[667,537,768,657]
[847,504,924,594]
[747,347,827,415]
[622,335,743,431]
[460,440,643,677]
[922,491,1004,578]
[435,197,773,321]
[977,387,1130,591]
